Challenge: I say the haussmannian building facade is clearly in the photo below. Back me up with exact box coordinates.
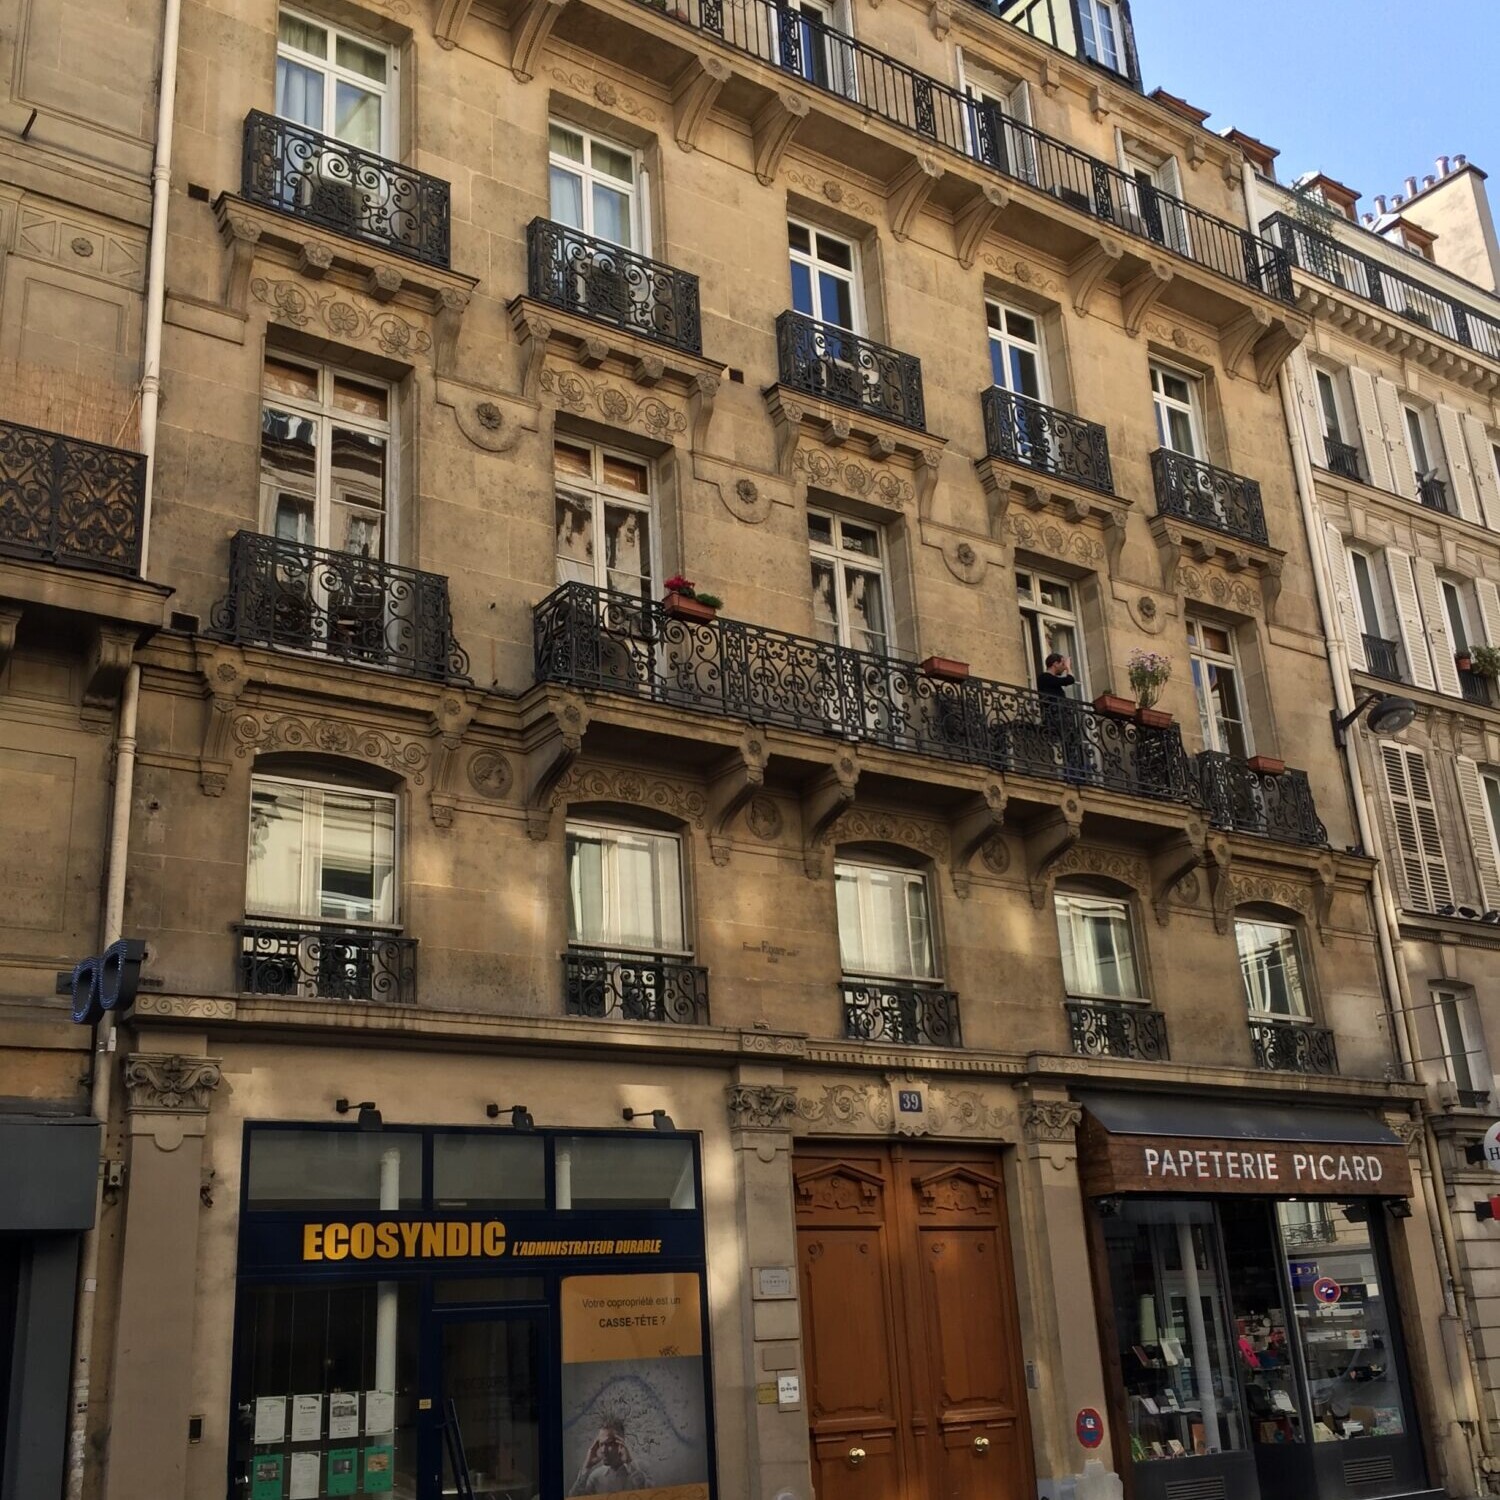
[1,0,1495,1499]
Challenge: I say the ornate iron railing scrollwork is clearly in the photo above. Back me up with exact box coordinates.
[526,218,703,354]
[842,981,962,1048]
[236,923,417,1003]
[1065,999,1170,1061]
[774,310,925,431]
[0,419,146,576]
[563,948,710,1025]
[1249,1017,1338,1075]
[981,387,1114,494]
[1150,448,1268,546]
[241,110,451,267]
[210,531,468,681]
[1197,753,1328,848]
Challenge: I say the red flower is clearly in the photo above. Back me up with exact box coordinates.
[664,575,694,594]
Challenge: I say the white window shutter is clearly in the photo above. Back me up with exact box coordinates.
[1328,527,1367,671]
[1347,368,1394,492]
[1474,578,1500,645]
[1373,377,1415,497]
[1293,361,1326,466]
[1455,755,1500,910]
[1386,548,1435,690]
[1412,556,1462,696]
[1381,745,1451,912]
[1436,405,1482,522]
[1463,413,1500,532]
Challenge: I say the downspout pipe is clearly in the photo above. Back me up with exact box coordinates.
[63,0,177,1485]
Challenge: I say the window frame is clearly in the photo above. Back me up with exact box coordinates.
[1402,402,1440,481]
[1439,577,1476,655]
[564,818,691,958]
[788,219,864,333]
[1016,568,1088,697]
[1187,615,1253,758]
[776,0,855,94]
[245,772,401,929]
[1234,916,1312,1022]
[1077,0,1122,72]
[1150,362,1203,458]
[275,7,395,154]
[1313,366,1354,446]
[1481,769,1500,875]
[1433,986,1490,1101]
[546,118,646,252]
[985,299,1048,402]
[1346,547,1392,641]
[553,437,658,600]
[808,507,894,656]
[1054,890,1147,1004]
[834,857,940,984]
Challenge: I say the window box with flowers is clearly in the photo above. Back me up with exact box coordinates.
[1127,648,1173,727]
[1470,645,1500,679]
[662,575,722,623]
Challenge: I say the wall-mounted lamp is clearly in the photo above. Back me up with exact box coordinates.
[486,1104,535,1130]
[623,1107,676,1132]
[335,1098,383,1131]
[1094,1195,1124,1218]
[1385,1197,1413,1220]
[1331,691,1417,749]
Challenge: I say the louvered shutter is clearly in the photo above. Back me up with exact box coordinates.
[1412,557,1462,696]
[1348,368,1394,491]
[1455,755,1500,910]
[1436,405,1482,522]
[1474,578,1500,646]
[1463,413,1500,532]
[1380,744,1452,912]
[1374,377,1415,497]
[1327,526,1367,671]
[1386,548,1435,689]
[1294,361,1327,468]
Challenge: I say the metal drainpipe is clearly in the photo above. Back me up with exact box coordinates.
[63,0,177,1485]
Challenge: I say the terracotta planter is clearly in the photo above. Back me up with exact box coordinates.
[920,655,970,681]
[663,592,717,623]
[1247,754,1286,776]
[1093,693,1136,718]
[1456,653,1474,672]
[1136,706,1174,729]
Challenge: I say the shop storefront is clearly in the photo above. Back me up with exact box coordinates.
[230,1122,716,1500]
[1078,1095,1436,1500]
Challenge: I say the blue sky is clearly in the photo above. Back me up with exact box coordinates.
[1132,1,1499,210]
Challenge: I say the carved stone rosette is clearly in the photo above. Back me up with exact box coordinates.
[123,1054,225,1114]
[726,1084,799,1130]
[1021,1100,1082,1143]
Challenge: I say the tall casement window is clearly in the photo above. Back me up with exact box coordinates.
[548,121,640,248]
[1315,368,1361,480]
[809,509,891,656]
[1123,150,1188,254]
[260,356,390,559]
[1017,569,1085,695]
[1077,0,1122,71]
[1235,917,1310,1019]
[276,10,391,152]
[789,221,860,331]
[1440,577,1477,656]
[553,439,654,599]
[1187,617,1250,759]
[775,0,854,93]
[959,58,1035,179]
[1054,892,1144,1002]
[1402,403,1446,505]
[986,301,1047,401]
[1380,744,1452,913]
[835,860,937,981]
[247,776,397,927]
[1484,769,1500,867]
[1434,987,1491,1105]
[1346,547,1401,681]
[1150,364,1202,457]
[565,822,687,956]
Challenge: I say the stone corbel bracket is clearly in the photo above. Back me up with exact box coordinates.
[511,0,570,81]
[1252,315,1308,391]
[1122,262,1174,337]
[1025,798,1084,908]
[511,302,556,402]
[524,690,590,839]
[1206,835,1234,935]
[802,751,861,879]
[954,184,1010,270]
[707,730,772,866]
[195,643,251,797]
[1149,817,1208,925]
[755,92,809,186]
[673,54,732,152]
[83,624,139,708]
[0,604,21,677]
[1069,238,1124,319]
[1313,856,1338,946]
[1221,306,1272,375]
[888,155,943,243]
[949,781,1007,899]
[427,691,479,830]
[766,386,940,488]
[434,0,474,48]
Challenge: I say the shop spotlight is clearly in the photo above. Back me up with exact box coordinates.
[623,1107,676,1132]
[1331,692,1417,749]
[486,1104,535,1130]
[335,1098,383,1131]
[1095,1195,1124,1218]
[1385,1198,1413,1220]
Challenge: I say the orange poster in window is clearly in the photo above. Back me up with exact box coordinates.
[561,1274,703,1364]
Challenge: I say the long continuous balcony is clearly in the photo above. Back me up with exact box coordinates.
[1323,437,1363,483]
[1249,1017,1338,1076]
[526,217,703,355]
[536,584,1200,804]
[842,981,961,1048]
[0,420,145,577]
[563,948,710,1025]
[1361,634,1403,683]
[241,110,451,267]
[1151,449,1268,545]
[237,922,417,1004]
[1066,1000,1169,1061]
[1198,753,1328,848]
[210,531,467,681]
[775,311,925,430]
[1261,212,1500,360]
[652,0,1291,302]
[981,388,1114,494]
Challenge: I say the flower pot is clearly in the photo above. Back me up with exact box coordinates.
[1247,755,1286,776]
[663,591,717,623]
[1093,693,1136,718]
[1135,706,1174,729]
[920,655,970,681]
[1455,653,1474,672]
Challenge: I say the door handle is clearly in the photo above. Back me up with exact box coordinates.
[973,1435,991,1456]
[847,1447,867,1467]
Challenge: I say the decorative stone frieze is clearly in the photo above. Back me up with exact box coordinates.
[726,1085,799,1130]
[1020,1100,1082,1143]
[123,1054,224,1114]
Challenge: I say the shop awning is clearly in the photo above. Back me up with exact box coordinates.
[1076,1092,1413,1199]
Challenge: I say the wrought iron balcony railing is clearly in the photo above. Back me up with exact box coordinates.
[650,0,1289,302]
[842,981,961,1048]
[241,110,451,267]
[1459,667,1493,706]
[1249,1017,1338,1076]
[1262,213,1500,360]
[1416,474,1451,513]
[536,584,1201,805]
[237,922,417,1004]
[1323,437,1363,483]
[1361,634,1403,683]
[563,948,710,1025]
[1150,449,1268,546]
[0,419,145,577]
[210,531,468,681]
[1066,999,1169,1061]
[775,311,925,430]
[526,218,702,355]
[1197,753,1328,848]
[981,387,1114,494]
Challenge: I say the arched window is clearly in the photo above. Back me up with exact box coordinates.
[1233,913,1310,1020]
[1053,888,1145,1003]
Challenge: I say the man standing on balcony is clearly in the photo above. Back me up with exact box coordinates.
[1038,652,1086,781]
[1037,651,1075,698]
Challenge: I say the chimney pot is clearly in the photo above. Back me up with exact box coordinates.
[1455,154,1468,169]
[1423,174,1437,190]
[1391,195,1404,210]
[1361,213,1375,227]
[1437,155,1451,176]
[1404,176,1419,198]
[1373,195,1387,213]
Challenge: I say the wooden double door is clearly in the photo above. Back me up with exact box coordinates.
[795,1143,1034,1500]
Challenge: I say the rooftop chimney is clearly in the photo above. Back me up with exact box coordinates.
[1373,195,1387,214]
[1391,195,1404,210]
[1437,155,1451,177]
[1454,154,1468,170]
[1404,176,1419,198]
[1423,175,1437,190]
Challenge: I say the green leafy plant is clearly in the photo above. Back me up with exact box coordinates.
[692,592,723,610]
[1470,644,1500,679]
[1127,648,1173,709]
